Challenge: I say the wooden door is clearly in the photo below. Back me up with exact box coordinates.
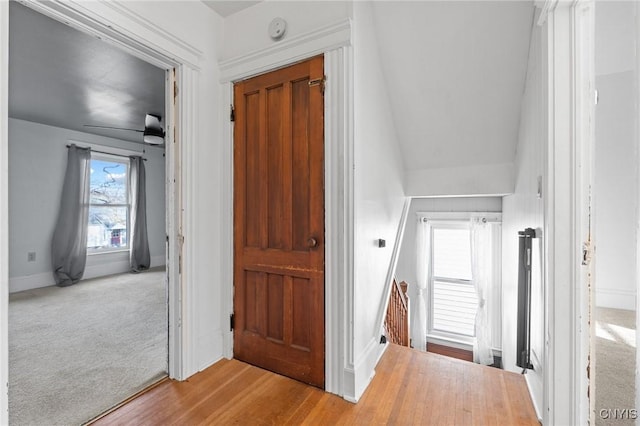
[233,56,325,388]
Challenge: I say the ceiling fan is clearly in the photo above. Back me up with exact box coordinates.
[84,113,165,145]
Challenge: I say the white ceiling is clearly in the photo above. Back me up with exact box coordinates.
[201,0,262,17]
[9,0,534,174]
[8,2,166,145]
[371,1,534,172]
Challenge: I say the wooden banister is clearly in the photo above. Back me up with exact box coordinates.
[384,279,410,347]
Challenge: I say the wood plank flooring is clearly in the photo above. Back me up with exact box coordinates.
[94,344,539,425]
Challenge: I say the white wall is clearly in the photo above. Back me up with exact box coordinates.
[351,1,406,401]
[593,1,638,310]
[395,197,502,349]
[501,9,546,417]
[221,1,351,62]
[8,118,166,292]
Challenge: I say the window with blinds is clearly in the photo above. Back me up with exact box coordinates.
[429,225,477,339]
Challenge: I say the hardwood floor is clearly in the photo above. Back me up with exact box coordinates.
[94,344,539,425]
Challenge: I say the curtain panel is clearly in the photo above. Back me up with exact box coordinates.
[51,144,91,286]
[470,217,494,365]
[129,156,150,272]
[414,218,431,351]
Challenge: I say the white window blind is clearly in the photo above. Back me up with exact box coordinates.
[430,226,477,338]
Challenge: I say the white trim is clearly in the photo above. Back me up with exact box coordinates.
[536,0,558,27]
[424,335,503,357]
[220,83,234,361]
[427,335,473,351]
[99,1,203,67]
[219,20,353,399]
[417,211,503,222]
[8,255,166,293]
[373,198,410,353]
[545,2,592,424]
[219,19,351,83]
[20,0,201,70]
[174,65,199,379]
[595,289,636,310]
[165,66,181,380]
[0,1,8,421]
[525,373,544,421]
[343,336,380,403]
[324,47,353,397]
[571,2,594,425]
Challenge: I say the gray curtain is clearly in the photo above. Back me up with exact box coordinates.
[129,156,150,272]
[51,145,91,286]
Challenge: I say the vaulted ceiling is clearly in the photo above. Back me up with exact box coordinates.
[371,1,534,173]
[9,0,533,187]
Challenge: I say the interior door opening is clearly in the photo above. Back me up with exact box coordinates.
[591,1,638,422]
[6,2,177,424]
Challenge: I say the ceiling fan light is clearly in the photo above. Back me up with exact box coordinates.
[145,113,163,131]
[143,127,165,145]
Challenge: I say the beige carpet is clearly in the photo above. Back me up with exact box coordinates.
[595,307,636,425]
[9,268,167,425]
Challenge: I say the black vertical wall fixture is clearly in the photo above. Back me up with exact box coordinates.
[516,228,536,371]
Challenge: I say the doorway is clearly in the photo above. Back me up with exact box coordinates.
[233,56,326,388]
[6,2,177,424]
[592,1,638,423]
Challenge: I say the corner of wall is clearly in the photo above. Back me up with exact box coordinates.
[343,337,386,402]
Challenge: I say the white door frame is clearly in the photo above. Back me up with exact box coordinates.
[571,1,595,423]
[0,1,203,419]
[218,19,354,399]
[540,0,594,424]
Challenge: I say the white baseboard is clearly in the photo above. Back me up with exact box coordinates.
[9,272,53,293]
[524,371,543,422]
[343,336,385,403]
[596,288,636,310]
[9,255,166,293]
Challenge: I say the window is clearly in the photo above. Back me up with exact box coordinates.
[421,214,502,351]
[429,223,477,339]
[87,155,129,252]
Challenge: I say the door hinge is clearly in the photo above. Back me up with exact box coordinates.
[230,313,235,331]
[173,79,178,101]
[582,241,592,266]
[309,76,326,93]
[230,105,235,122]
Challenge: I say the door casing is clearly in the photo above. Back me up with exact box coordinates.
[219,24,353,398]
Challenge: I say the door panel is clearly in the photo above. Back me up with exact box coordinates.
[233,56,325,388]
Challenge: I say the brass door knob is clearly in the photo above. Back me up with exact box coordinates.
[307,237,318,248]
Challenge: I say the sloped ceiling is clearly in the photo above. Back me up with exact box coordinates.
[371,1,533,180]
[8,2,165,145]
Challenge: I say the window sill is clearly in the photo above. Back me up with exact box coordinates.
[426,335,502,357]
[427,334,473,351]
[87,249,130,256]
